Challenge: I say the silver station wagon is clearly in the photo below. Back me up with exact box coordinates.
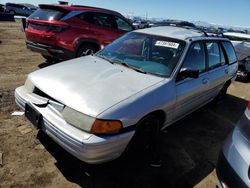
[15,26,238,164]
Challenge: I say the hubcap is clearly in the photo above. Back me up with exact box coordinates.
[81,49,94,56]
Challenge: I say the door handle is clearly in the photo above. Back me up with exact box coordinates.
[202,78,209,84]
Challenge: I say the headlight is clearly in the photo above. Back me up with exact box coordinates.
[24,77,34,93]
[62,107,95,132]
[62,107,122,134]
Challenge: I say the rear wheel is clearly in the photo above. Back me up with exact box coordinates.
[76,44,98,57]
[214,81,231,102]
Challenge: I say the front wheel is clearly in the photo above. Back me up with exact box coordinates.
[125,115,162,158]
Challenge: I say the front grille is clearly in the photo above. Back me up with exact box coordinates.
[33,87,60,103]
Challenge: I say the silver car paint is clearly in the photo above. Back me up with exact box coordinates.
[29,55,164,118]
[15,27,238,163]
[99,39,237,129]
[221,108,250,187]
[15,86,135,164]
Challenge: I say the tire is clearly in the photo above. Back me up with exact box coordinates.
[214,81,230,102]
[76,44,98,57]
[41,55,58,63]
[9,10,15,15]
[125,115,162,157]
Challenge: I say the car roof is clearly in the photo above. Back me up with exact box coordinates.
[39,4,122,17]
[134,26,228,41]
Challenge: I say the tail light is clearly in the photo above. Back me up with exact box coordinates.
[47,25,69,33]
[247,102,250,110]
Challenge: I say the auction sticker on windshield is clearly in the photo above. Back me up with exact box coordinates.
[155,41,179,49]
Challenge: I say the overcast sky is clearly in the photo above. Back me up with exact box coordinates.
[1,0,250,27]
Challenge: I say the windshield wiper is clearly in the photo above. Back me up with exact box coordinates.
[95,54,114,64]
[119,62,147,74]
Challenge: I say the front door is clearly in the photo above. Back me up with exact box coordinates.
[174,42,210,120]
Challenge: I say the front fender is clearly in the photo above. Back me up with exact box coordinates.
[97,79,176,128]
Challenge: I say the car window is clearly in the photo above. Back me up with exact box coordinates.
[29,8,65,20]
[206,42,221,69]
[115,16,133,31]
[222,42,237,64]
[182,42,205,73]
[80,12,116,29]
[97,32,185,78]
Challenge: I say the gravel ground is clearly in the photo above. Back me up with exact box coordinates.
[0,21,249,188]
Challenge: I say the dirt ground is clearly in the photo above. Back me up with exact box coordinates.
[0,21,250,188]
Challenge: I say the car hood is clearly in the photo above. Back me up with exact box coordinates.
[29,55,164,117]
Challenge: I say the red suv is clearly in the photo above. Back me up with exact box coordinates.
[25,4,134,61]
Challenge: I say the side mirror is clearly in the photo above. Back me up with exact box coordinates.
[179,68,199,79]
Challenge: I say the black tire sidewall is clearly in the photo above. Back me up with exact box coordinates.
[9,10,15,15]
[126,115,161,156]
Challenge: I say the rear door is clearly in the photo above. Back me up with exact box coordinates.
[174,42,210,120]
[204,41,230,99]
[77,12,133,46]
[221,41,238,78]
[77,12,119,46]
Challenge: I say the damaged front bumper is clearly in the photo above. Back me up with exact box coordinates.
[15,86,134,164]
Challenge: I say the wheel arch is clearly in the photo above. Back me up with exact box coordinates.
[135,109,166,129]
[75,38,101,55]
[224,79,231,88]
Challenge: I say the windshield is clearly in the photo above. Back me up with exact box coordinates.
[96,32,186,77]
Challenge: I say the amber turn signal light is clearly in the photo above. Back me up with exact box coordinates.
[91,119,122,134]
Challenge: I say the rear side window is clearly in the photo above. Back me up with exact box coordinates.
[219,45,226,65]
[7,4,22,8]
[222,42,237,64]
[79,12,116,29]
[29,9,64,20]
[206,42,221,69]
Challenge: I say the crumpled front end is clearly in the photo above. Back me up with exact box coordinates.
[15,85,134,164]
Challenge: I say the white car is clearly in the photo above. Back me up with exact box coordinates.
[224,32,250,80]
[15,26,238,164]
[132,20,148,29]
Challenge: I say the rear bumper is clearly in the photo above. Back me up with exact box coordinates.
[26,40,75,60]
[15,86,135,164]
[216,151,248,188]
[216,126,250,188]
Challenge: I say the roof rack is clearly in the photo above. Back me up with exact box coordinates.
[176,25,228,38]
